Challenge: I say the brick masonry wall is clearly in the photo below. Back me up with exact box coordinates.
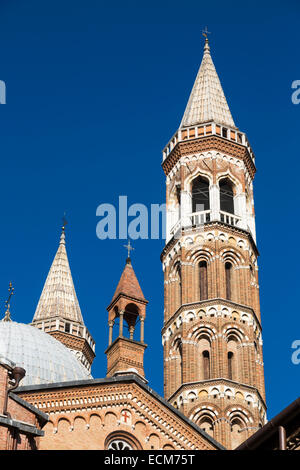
[0,362,44,450]
[18,380,219,450]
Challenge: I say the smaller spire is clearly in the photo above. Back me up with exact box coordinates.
[106,250,148,380]
[1,282,14,322]
[32,221,84,325]
[109,253,146,306]
[180,29,236,129]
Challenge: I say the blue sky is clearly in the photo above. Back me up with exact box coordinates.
[0,0,299,420]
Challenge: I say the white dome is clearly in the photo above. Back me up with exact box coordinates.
[0,321,92,386]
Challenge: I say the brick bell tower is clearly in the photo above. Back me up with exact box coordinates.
[105,249,148,381]
[161,36,267,449]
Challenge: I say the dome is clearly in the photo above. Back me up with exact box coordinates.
[0,321,92,386]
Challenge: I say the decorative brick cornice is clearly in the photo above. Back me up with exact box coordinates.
[162,298,261,333]
[162,136,256,179]
[167,378,267,410]
[16,376,224,450]
[161,221,259,262]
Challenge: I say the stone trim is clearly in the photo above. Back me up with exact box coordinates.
[167,378,267,410]
[162,298,261,333]
[9,392,49,424]
[0,415,44,436]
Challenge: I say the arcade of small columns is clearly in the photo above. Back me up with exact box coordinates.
[108,307,145,346]
[165,150,257,245]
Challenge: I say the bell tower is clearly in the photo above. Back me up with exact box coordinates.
[161,36,267,449]
[105,252,148,381]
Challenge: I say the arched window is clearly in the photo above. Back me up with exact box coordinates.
[220,178,234,214]
[198,336,211,381]
[179,341,183,384]
[198,415,214,437]
[105,431,142,450]
[123,303,139,341]
[203,350,210,380]
[108,440,133,450]
[231,418,245,449]
[227,336,239,381]
[228,351,234,380]
[192,176,210,213]
[173,338,183,388]
[199,261,208,300]
[176,263,182,307]
[225,262,232,300]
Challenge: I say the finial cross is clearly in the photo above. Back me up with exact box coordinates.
[5,282,14,310]
[124,239,134,258]
[62,212,68,231]
[202,26,211,38]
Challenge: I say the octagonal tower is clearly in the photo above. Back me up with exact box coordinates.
[161,37,266,449]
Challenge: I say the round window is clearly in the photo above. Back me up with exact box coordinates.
[108,439,133,451]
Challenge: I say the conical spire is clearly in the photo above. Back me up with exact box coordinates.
[180,37,235,129]
[32,226,84,324]
[110,257,146,305]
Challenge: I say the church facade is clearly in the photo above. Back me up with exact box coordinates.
[0,37,269,450]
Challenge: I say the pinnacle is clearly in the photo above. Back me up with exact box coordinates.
[110,258,146,306]
[180,39,235,129]
[32,230,84,324]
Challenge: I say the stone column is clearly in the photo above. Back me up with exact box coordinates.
[140,317,145,343]
[234,192,247,229]
[108,320,114,346]
[210,184,220,221]
[129,325,135,340]
[119,311,124,338]
[181,190,192,228]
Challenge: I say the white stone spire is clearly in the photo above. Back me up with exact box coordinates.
[32,227,84,324]
[180,38,236,129]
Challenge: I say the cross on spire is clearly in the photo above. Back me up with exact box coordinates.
[5,282,14,310]
[2,282,14,322]
[124,239,134,259]
[202,26,211,39]
[62,212,68,231]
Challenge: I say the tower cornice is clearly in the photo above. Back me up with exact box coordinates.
[160,220,259,262]
[167,378,267,411]
[162,132,256,178]
[161,297,262,334]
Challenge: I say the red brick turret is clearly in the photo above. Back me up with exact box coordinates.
[105,257,148,380]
